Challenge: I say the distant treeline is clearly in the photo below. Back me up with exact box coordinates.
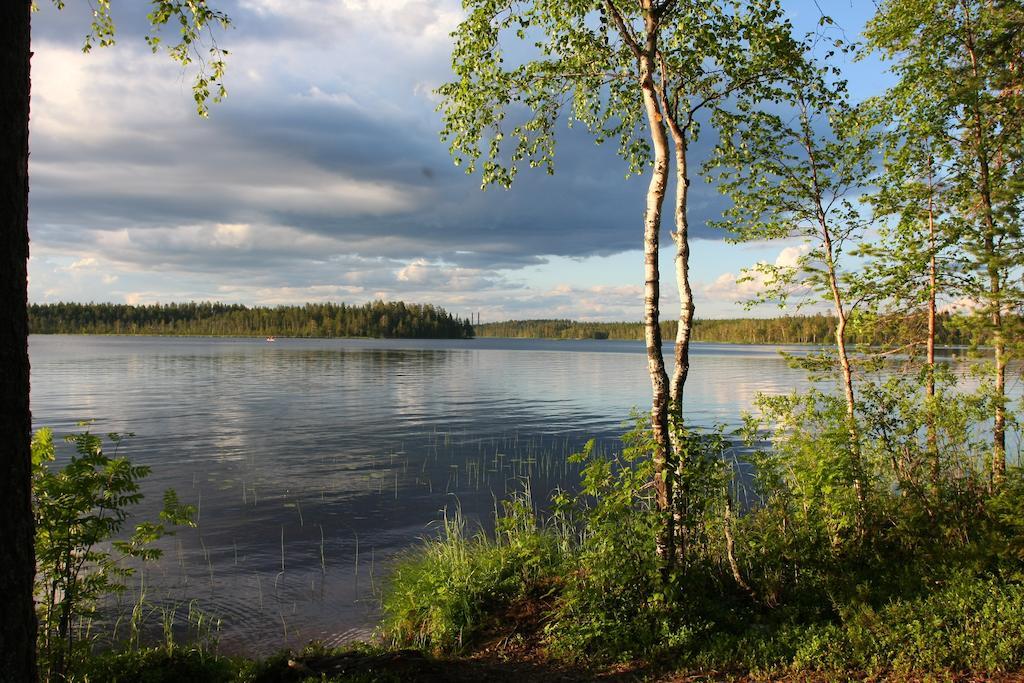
[29,301,475,339]
[474,314,977,346]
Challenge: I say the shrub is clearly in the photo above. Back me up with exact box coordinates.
[32,425,198,682]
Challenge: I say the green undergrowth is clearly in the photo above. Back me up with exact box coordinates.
[382,504,1024,678]
[380,383,1024,679]
[67,642,405,683]
[69,646,239,683]
[380,495,568,652]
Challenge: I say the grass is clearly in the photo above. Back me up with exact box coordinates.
[378,516,1024,679]
[380,495,567,653]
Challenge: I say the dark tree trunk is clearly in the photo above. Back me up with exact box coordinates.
[0,2,37,682]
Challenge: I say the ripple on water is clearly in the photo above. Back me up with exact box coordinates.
[32,335,927,654]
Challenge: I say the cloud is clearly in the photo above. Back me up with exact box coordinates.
[395,258,509,292]
[28,1,736,316]
[67,257,99,270]
[775,244,811,269]
[700,243,813,310]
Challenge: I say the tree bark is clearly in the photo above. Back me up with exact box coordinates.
[661,99,694,564]
[926,157,939,487]
[604,0,674,571]
[723,483,755,600]
[637,2,675,571]
[0,2,38,682]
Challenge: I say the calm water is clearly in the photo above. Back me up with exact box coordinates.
[27,335,957,652]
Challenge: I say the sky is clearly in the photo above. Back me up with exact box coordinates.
[27,0,890,321]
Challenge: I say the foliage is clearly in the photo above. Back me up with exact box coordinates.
[708,36,876,313]
[791,577,1024,675]
[381,492,566,653]
[381,369,1024,675]
[40,0,232,117]
[29,301,475,339]
[474,313,982,346]
[72,645,238,683]
[544,429,663,659]
[32,425,197,682]
[864,0,1024,483]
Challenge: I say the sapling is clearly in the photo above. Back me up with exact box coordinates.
[32,425,196,681]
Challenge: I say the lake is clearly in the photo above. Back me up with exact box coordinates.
[26,335,974,653]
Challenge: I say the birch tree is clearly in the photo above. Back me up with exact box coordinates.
[439,0,793,570]
[650,2,797,560]
[860,87,957,484]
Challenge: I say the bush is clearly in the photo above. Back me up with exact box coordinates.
[72,646,238,683]
[32,424,199,682]
[807,577,1024,675]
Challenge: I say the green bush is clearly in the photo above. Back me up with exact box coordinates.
[378,374,1024,676]
[32,424,200,682]
[793,577,1024,675]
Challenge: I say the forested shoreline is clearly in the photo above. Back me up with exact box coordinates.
[475,313,979,346]
[28,301,475,339]
[33,304,993,348]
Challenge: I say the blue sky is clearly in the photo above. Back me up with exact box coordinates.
[27,0,889,321]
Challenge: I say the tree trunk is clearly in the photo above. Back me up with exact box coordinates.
[0,3,38,682]
[831,302,863,505]
[664,114,694,564]
[637,7,674,572]
[993,339,1006,485]
[964,6,1006,490]
[798,94,864,510]
[976,95,1006,491]
[926,156,939,488]
[723,483,754,600]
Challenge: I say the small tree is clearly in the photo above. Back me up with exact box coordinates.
[708,45,878,513]
[865,0,1024,490]
[32,426,196,682]
[860,86,958,486]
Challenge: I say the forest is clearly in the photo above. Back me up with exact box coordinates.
[475,313,980,346]
[28,301,475,339]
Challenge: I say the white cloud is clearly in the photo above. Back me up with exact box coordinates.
[775,244,810,269]
[67,257,99,270]
[238,0,463,49]
[395,258,504,292]
[31,42,192,145]
[699,243,813,310]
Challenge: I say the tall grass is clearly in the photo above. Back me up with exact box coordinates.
[381,489,568,652]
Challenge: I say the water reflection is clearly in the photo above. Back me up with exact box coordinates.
[28,335,1015,653]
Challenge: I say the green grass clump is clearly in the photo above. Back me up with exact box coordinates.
[381,494,567,652]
